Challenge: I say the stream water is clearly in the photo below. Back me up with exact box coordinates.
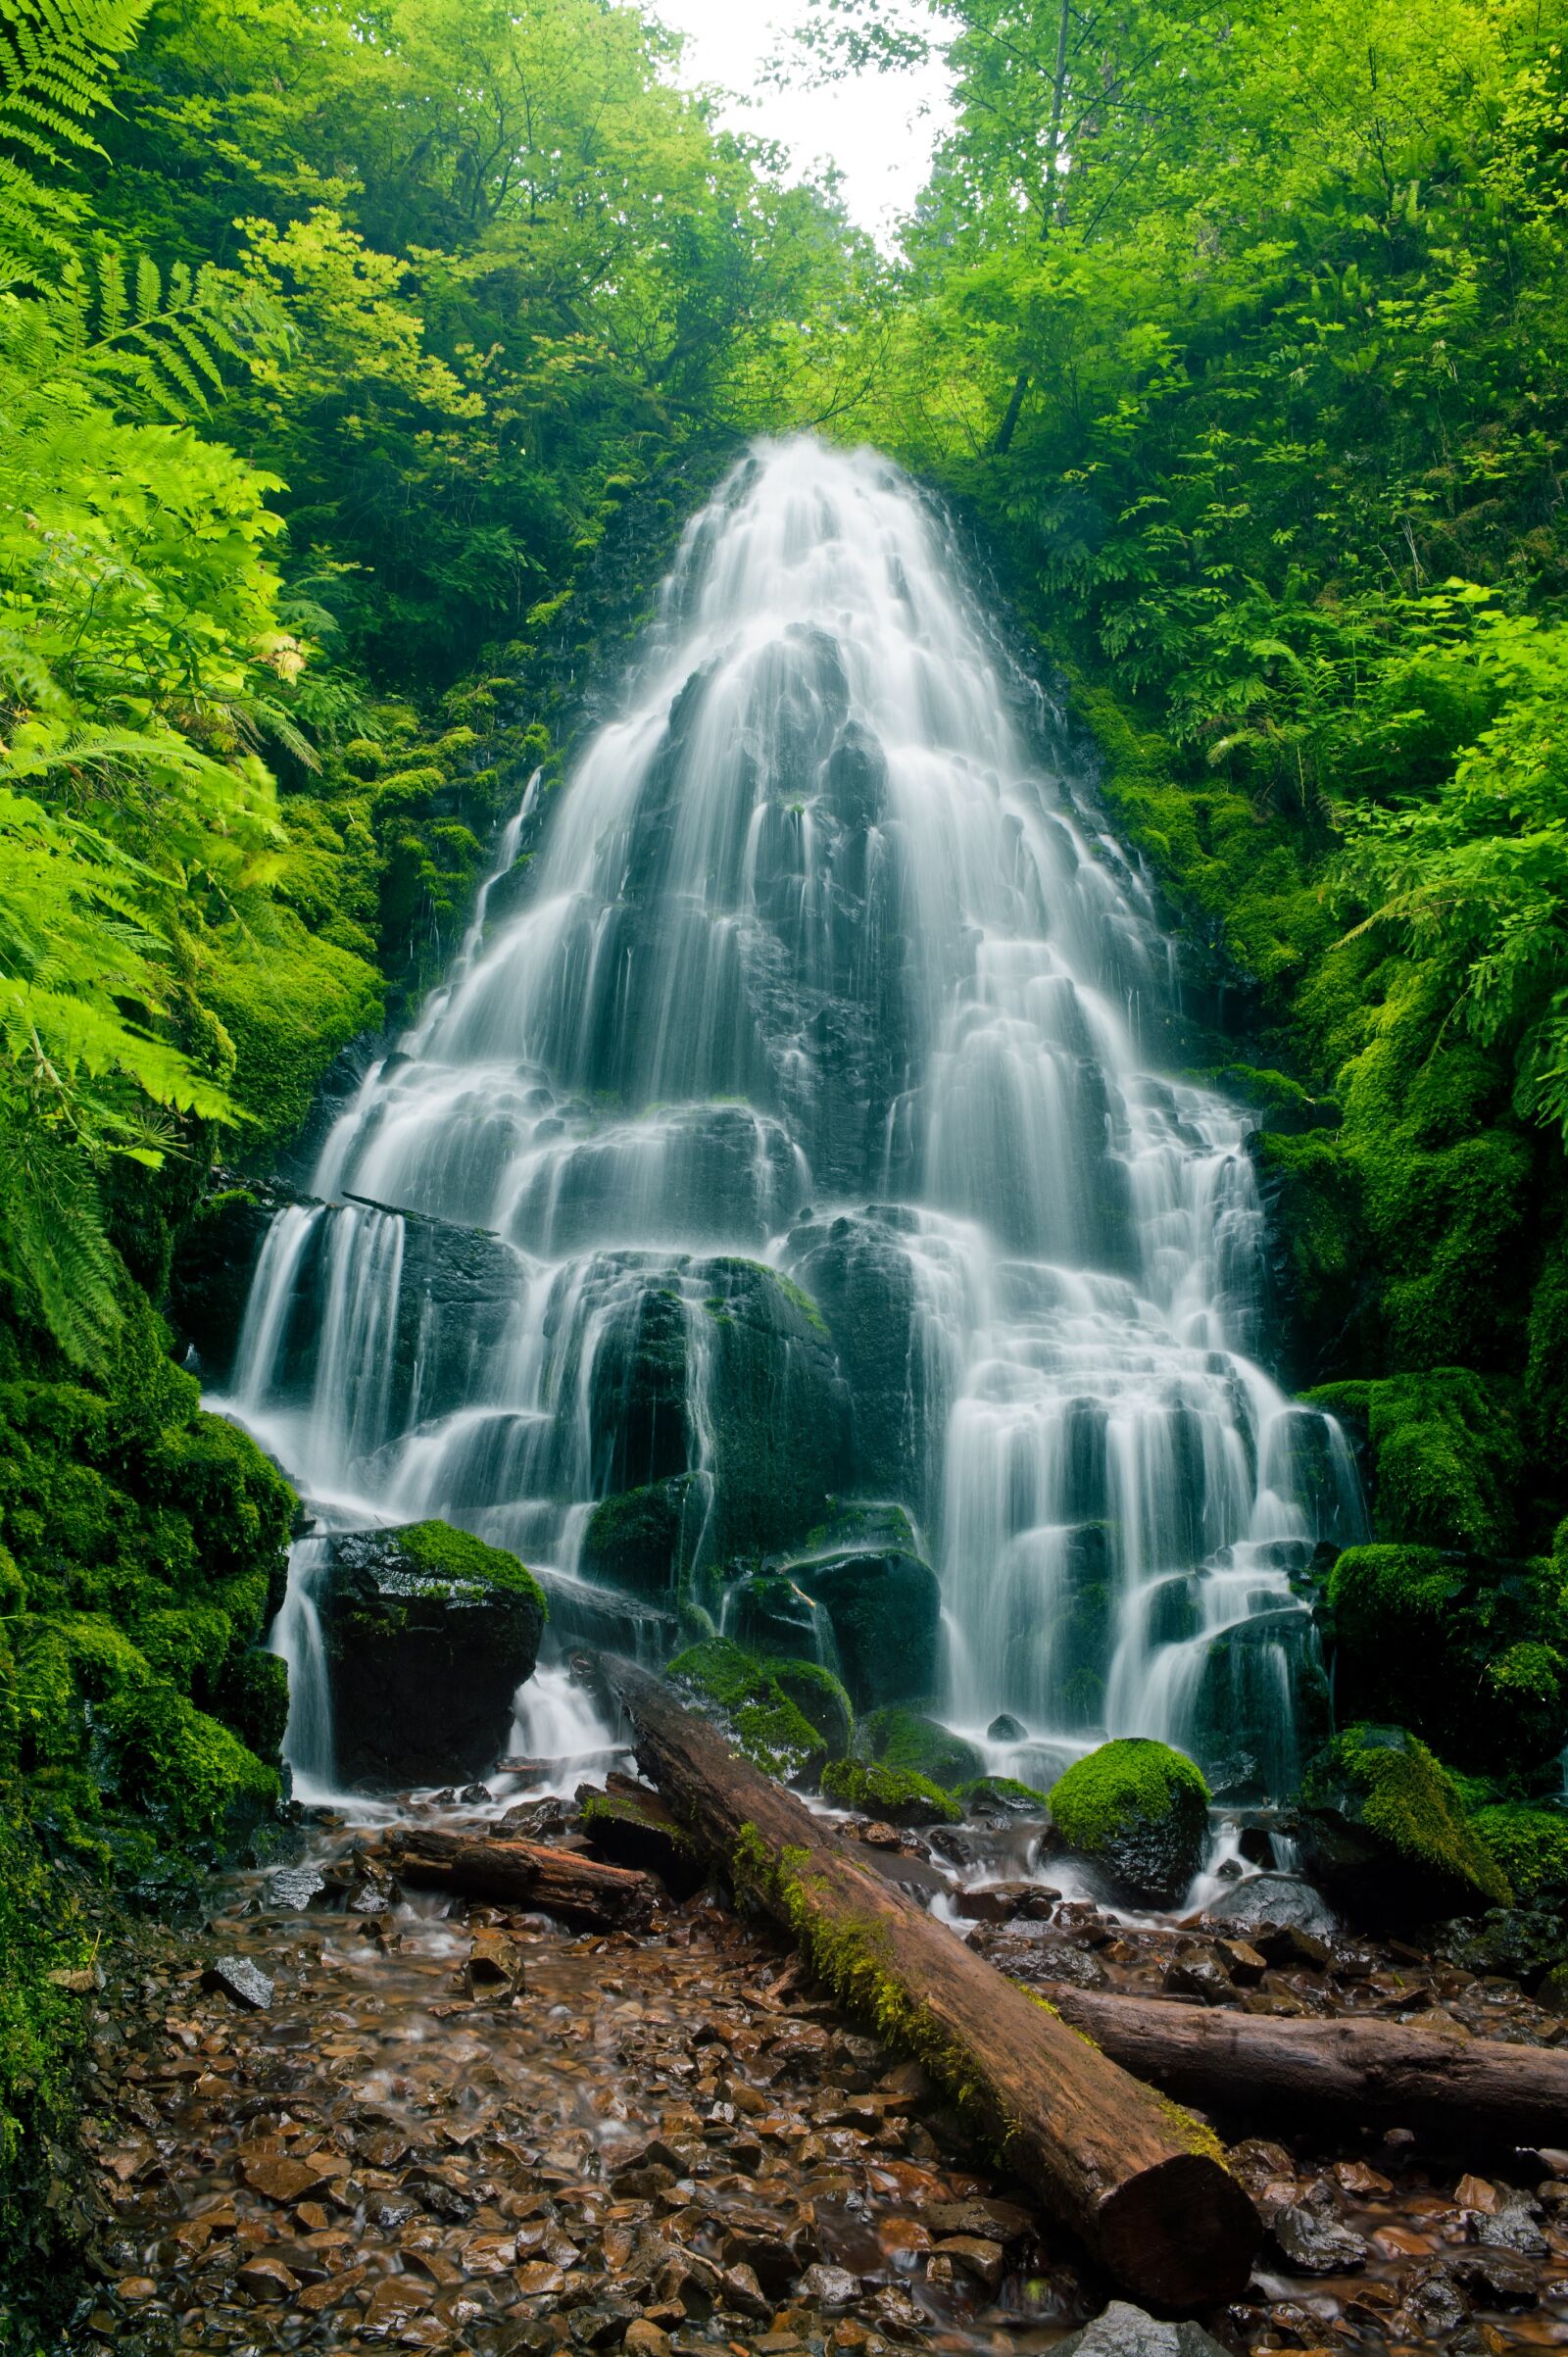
[215,435,1363,1805]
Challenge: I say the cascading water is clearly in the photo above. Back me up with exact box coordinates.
[216,435,1363,1801]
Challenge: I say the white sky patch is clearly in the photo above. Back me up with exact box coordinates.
[648,0,951,244]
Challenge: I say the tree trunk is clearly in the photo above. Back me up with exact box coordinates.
[380,1828,656,1931]
[606,1661,1260,2312]
[1040,1986,1568,2147]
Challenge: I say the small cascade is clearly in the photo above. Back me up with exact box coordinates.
[217,435,1364,1800]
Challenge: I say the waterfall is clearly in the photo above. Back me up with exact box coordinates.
[220,435,1363,1795]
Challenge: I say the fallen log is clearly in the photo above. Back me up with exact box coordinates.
[606,1659,1260,2312]
[379,1828,655,1932]
[1039,1985,1568,2147]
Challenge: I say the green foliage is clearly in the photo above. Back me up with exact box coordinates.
[1048,1737,1209,1854]
[1326,1542,1568,1774]
[1303,1724,1512,1910]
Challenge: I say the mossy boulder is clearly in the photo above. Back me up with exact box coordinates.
[665,1637,832,1787]
[579,1476,699,1598]
[726,1570,831,1663]
[1325,1543,1568,1776]
[821,1756,960,1826]
[770,1659,854,1759]
[1467,1805,1568,1906]
[859,1706,983,1792]
[1298,1725,1512,1927]
[958,1775,1052,1816]
[789,1546,943,1710]
[1048,1738,1210,1907]
[316,1521,545,1790]
[1306,1368,1523,1553]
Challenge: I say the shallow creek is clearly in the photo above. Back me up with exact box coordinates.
[76,1797,1568,2357]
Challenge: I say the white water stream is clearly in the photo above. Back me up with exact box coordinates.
[216,436,1362,1803]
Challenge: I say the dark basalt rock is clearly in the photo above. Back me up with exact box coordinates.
[1204,1873,1339,1940]
[789,1547,943,1710]
[315,1522,545,1789]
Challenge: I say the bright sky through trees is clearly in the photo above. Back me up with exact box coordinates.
[649,0,951,239]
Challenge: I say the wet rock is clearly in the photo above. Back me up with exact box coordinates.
[240,2154,318,2202]
[1473,2193,1548,2258]
[206,1955,273,2011]
[466,1927,524,2001]
[316,1521,545,1788]
[799,2264,859,2308]
[1446,2247,1540,2306]
[1052,2300,1233,2356]
[988,1713,1027,1743]
[1162,1944,1234,2004]
[1213,1937,1267,1984]
[625,2323,672,2357]
[788,1547,942,1711]
[236,2251,300,2300]
[268,1865,326,1910]
[1271,2202,1369,2275]
[718,2262,772,2320]
[1389,2268,1469,2338]
[935,2234,1004,2293]
[1204,1874,1339,1939]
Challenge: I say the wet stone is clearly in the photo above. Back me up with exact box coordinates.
[206,1955,273,2010]
[1272,2202,1370,2275]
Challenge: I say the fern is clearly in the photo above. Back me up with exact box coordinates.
[0,0,151,280]
[0,1103,121,1362]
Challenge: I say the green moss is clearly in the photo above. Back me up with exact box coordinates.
[1304,1725,1512,1909]
[667,1636,762,1713]
[1049,1737,1208,1850]
[1307,1368,1523,1552]
[667,1638,829,1784]
[957,1775,1052,1812]
[579,1477,693,1596]
[96,1683,276,1851]
[397,1519,547,1617]
[820,1756,961,1824]
[860,1706,983,1790]
[202,905,384,1154]
[1325,1543,1568,1775]
[1470,1805,1568,1903]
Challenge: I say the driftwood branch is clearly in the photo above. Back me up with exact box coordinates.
[378,1828,656,1932]
[606,1658,1260,2312]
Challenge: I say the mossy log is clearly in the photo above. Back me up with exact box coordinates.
[378,1828,655,1931]
[1040,1986,1568,2146]
[607,1659,1260,2311]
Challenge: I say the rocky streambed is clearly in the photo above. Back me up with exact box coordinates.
[67,1779,1568,2357]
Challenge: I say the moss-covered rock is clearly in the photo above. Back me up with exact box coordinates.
[1048,1737,1210,1907]
[770,1660,854,1760]
[1325,1543,1568,1776]
[859,1706,983,1792]
[788,1545,943,1711]
[821,1755,960,1825]
[1306,1368,1523,1553]
[664,1638,830,1787]
[578,1476,699,1598]
[1298,1725,1511,1926]
[316,1521,545,1789]
[1469,1805,1568,1905]
[957,1775,1052,1815]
